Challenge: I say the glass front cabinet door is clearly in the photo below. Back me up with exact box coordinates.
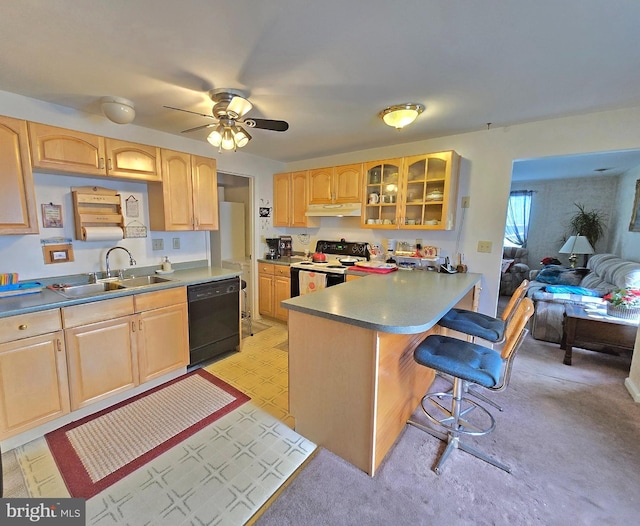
[362,158,402,228]
[363,151,460,230]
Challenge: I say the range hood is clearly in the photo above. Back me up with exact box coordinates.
[305,203,362,217]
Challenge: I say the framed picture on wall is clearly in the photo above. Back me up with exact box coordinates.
[630,179,640,232]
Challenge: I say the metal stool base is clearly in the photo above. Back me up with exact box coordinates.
[407,378,510,475]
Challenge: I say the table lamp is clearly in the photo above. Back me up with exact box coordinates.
[559,235,594,268]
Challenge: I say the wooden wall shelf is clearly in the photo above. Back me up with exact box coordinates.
[71,186,124,241]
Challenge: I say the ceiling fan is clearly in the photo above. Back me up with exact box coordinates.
[164,89,289,151]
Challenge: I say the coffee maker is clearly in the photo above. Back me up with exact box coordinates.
[265,238,280,259]
[279,235,292,257]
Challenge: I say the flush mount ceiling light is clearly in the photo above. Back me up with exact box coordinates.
[100,96,136,124]
[379,103,425,129]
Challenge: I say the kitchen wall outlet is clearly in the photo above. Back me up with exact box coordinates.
[461,196,471,208]
[152,239,164,251]
[477,240,492,253]
[172,237,180,250]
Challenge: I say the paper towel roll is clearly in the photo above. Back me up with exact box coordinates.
[82,226,124,241]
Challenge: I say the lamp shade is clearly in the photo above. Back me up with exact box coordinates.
[379,103,425,129]
[559,235,595,255]
[100,96,135,124]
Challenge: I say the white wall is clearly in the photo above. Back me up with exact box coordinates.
[0,90,284,285]
[284,108,640,315]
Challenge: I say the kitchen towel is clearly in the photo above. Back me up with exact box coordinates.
[299,270,327,295]
[81,226,124,241]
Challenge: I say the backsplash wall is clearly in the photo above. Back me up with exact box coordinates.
[0,172,207,281]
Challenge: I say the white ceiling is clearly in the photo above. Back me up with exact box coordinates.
[3,0,640,178]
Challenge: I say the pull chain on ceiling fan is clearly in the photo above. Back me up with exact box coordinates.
[164,88,289,152]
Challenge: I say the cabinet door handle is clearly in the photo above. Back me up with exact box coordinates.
[56,338,62,352]
[108,158,113,171]
[99,157,105,169]
[131,320,136,332]
[18,324,28,331]
[139,320,143,331]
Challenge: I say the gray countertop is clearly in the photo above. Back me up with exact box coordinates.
[256,256,306,266]
[282,270,482,334]
[0,265,241,318]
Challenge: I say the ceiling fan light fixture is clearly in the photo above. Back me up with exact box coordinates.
[206,124,225,147]
[226,97,253,119]
[379,103,424,129]
[232,125,251,148]
[220,128,236,151]
[100,96,135,124]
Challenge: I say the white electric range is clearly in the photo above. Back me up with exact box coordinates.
[289,239,370,297]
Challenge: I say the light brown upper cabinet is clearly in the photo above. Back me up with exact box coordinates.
[362,151,460,230]
[148,150,218,231]
[0,116,38,234]
[308,163,362,204]
[273,171,318,228]
[28,123,161,182]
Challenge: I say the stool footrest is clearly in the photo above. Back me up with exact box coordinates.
[420,392,496,436]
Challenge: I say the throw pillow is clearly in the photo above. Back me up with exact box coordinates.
[536,265,590,286]
[501,259,515,273]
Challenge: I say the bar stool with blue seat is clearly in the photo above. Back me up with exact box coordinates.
[436,279,529,411]
[438,279,529,344]
[408,298,534,475]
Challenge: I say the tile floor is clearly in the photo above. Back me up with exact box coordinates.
[1,317,314,525]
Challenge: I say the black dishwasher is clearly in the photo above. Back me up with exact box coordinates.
[187,277,240,367]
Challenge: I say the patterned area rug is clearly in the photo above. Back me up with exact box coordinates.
[45,369,249,499]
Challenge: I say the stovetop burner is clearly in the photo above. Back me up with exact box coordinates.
[289,239,370,275]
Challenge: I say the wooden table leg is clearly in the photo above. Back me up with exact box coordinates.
[561,314,576,366]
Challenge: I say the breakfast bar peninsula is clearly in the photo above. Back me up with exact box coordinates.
[282,270,481,476]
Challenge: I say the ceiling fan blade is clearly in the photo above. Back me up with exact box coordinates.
[163,105,214,119]
[181,123,216,133]
[242,118,289,132]
[226,96,253,119]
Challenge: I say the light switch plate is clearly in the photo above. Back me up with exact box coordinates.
[172,237,180,250]
[152,239,164,250]
[461,196,470,208]
[477,240,492,253]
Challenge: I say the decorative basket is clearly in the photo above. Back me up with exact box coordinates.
[606,303,640,320]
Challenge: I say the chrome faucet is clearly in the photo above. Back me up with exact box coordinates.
[105,246,136,278]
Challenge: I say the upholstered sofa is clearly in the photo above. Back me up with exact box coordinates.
[500,247,530,296]
[526,253,640,343]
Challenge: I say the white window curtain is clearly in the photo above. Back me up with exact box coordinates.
[504,190,533,247]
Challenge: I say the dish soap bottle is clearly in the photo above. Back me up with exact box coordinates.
[162,256,172,272]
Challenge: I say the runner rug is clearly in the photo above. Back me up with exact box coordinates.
[45,369,250,499]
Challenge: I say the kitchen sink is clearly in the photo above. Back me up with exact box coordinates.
[53,281,124,298]
[52,275,172,298]
[116,275,172,288]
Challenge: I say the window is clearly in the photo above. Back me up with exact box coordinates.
[504,190,532,247]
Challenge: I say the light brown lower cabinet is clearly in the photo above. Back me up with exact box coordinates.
[63,297,139,410]
[63,288,189,411]
[258,263,290,321]
[0,287,189,439]
[135,288,189,383]
[0,330,70,440]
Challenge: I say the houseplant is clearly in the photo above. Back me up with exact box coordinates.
[567,203,607,250]
[603,287,640,319]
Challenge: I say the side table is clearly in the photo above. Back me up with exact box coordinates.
[560,304,639,365]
